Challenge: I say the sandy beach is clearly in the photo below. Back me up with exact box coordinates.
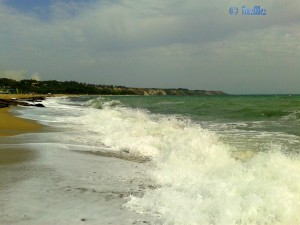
[0,95,43,165]
[0,94,44,99]
[0,108,42,137]
[0,104,42,186]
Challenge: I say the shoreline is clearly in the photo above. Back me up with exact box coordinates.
[0,94,47,100]
[0,93,82,99]
[0,105,43,166]
[0,107,42,137]
[0,95,152,224]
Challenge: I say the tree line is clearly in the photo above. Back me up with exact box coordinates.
[0,78,227,96]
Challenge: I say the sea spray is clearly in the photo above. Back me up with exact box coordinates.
[78,98,300,224]
[125,136,300,225]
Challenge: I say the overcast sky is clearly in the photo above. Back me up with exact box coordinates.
[0,0,299,94]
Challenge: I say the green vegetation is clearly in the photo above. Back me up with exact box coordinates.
[0,78,227,96]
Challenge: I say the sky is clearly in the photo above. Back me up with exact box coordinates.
[0,0,300,94]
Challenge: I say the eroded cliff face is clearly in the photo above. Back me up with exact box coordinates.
[110,87,227,96]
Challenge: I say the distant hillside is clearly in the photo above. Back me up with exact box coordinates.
[0,78,227,96]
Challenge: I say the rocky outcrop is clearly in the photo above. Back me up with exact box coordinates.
[0,101,9,108]
[0,97,46,108]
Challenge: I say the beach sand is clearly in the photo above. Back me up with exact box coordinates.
[0,148,36,165]
[0,108,42,137]
[0,93,81,100]
[0,94,47,99]
[0,107,41,188]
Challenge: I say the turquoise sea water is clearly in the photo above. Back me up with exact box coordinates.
[14,95,300,225]
[86,95,300,155]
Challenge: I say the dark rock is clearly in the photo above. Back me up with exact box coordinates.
[0,102,9,108]
[15,102,32,107]
[32,103,45,107]
[0,99,11,108]
[0,97,46,108]
[23,96,45,102]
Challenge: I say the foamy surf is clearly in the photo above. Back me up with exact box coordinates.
[13,96,300,225]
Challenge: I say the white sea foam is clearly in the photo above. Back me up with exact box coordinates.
[281,110,300,122]
[17,97,300,225]
[126,146,300,225]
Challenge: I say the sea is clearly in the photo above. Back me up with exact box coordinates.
[5,95,300,225]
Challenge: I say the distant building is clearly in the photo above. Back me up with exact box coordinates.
[0,86,18,94]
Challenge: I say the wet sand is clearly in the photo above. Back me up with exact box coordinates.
[0,108,42,137]
[0,144,151,224]
[0,107,41,192]
[0,148,36,165]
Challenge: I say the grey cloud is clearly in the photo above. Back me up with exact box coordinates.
[0,0,300,94]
